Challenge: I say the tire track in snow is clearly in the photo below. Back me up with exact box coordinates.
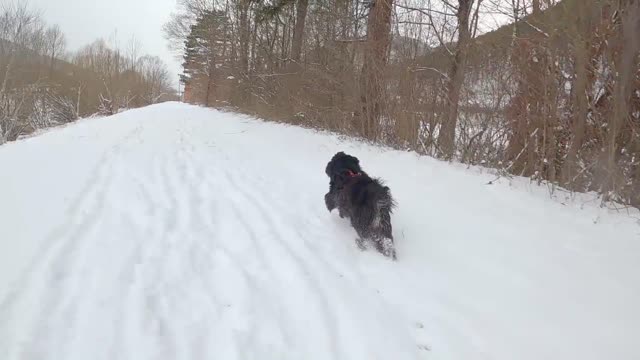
[220,167,342,360]
[59,128,162,360]
[110,154,163,359]
[201,144,293,355]
[173,129,287,359]
[160,142,229,359]
[177,146,254,320]
[108,213,145,360]
[0,144,118,359]
[222,201,291,353]
[106,133,256,359]
[195,137,300,355]
[136,149,188,359]
[37,153,119,359]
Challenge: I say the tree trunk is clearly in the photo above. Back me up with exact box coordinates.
[291,0,309,64]
[238,0,250,104]
[239,0,250,74]
[562,14,590,185]
[49,51,56,79]
[532,0,541,14]
[438,0,473,160]
[205,71,214,106]
[600,1,640,199]
[359,0,394,140]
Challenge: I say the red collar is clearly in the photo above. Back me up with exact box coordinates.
[345,169,361,178]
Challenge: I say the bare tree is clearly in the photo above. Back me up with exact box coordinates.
[0,3,43,143]
[291,0,308,64]
[138,55,172,104]
[45,25,66,78]
[437,0,477,160]
[126,35,141,72]
[237,0,251,100]
[599,0,640,201]
[560,1,593,185]
[360,0,395,140]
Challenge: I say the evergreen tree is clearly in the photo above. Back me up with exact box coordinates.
[181,10,230,106]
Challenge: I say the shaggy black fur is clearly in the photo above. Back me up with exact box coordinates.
[324,152,397,260]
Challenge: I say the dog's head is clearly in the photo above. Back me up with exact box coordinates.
[325,151,362,178]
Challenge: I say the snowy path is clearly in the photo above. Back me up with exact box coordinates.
[0,103,639,360]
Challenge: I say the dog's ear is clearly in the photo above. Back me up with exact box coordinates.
[332,151,346,162]
[326,156,337,177]
[327,152,344,176]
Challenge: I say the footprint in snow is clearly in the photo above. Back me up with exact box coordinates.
[414,321,431,352]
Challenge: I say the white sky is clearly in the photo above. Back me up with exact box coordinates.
[26,0,182,87]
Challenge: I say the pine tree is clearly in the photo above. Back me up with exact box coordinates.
[181,10,231,106]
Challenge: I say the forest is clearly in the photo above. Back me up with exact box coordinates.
[0,3,177,144]
[166,0,640,207]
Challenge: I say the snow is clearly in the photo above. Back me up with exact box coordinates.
[0,102,639,360]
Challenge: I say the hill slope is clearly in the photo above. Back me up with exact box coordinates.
[0,102,638,360]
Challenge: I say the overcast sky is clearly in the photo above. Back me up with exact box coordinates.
[28,0,182,87]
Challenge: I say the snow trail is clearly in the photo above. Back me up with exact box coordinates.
[0,102,638,360]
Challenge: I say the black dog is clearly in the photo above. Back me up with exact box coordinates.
[324,152,396,259]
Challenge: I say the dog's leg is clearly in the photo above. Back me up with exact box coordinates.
[378,209,396,260]
[355,237,367,251]
[375,238,397,260]
[381,238,397,260]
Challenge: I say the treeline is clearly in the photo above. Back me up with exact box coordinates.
[166,0,640,207]
[0,3,177,144]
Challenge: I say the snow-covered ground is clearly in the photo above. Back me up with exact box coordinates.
[0,102,638,360]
